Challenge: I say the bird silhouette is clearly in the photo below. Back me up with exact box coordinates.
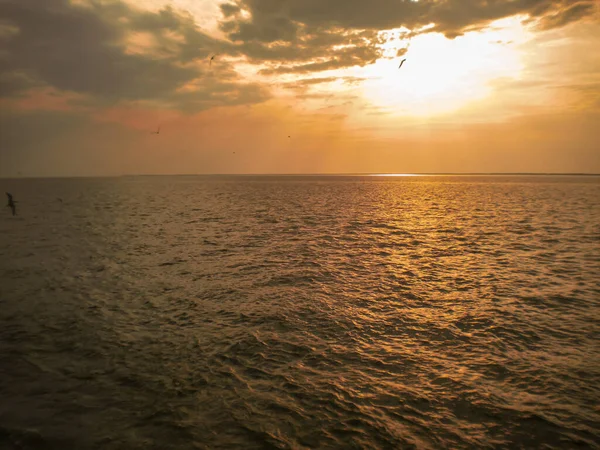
[398,59,406,69]
[209,55,217,66]
[6,192,16,216]
[151,126,160,135]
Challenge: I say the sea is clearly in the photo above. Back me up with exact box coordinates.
[0,174,599,449]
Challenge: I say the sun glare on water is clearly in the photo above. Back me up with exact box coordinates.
[371,173,422,177]
[358,17,529,117]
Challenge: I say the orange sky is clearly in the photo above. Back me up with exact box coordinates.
[1,0,599,176]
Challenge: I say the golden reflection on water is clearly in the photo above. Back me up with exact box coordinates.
[1,175,598,449]
[370,173,423,177]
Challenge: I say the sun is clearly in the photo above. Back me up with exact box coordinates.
[357,17,529,117]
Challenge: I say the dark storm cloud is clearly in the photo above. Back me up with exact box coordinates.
[220,0,598,73]
[0,0,268,111]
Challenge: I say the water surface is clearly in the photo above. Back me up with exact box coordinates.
[1,175,599,449]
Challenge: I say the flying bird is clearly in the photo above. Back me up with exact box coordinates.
[6,192,16,216]
[209,55,217,66]
[152,126,160,135]
[398,59,406,69]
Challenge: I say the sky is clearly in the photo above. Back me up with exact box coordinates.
[0,0,599,176]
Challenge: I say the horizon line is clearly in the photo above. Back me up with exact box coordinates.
[2,172,600,179]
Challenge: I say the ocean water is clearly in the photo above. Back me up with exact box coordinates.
[0,175,599,449]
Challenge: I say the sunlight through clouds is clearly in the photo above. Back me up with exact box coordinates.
[1,0,598,176]
[358,17,530,117]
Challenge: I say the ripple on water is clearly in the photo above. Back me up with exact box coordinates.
[0,175,599,449]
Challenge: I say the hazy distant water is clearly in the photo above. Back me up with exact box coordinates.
[1,175,599,449]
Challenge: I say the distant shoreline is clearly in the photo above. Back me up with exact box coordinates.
[2,172,600,180]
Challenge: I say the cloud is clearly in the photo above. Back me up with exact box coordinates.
[0,69,41,97]
[294,76,366,87]
[278,76,368,98]
[536,1,597,30]
[228,28,382,66]
[259,47,380,75]
[220,3,241,18]
[218,0,598,74]
[0,0,269,112]
[220,0,425,41]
